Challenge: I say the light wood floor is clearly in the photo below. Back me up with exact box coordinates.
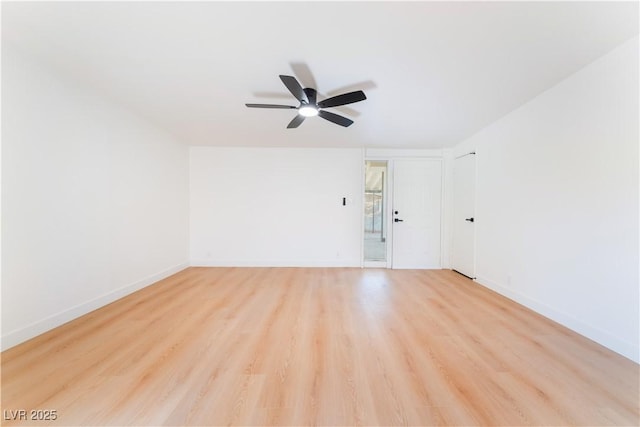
[2,268,638,426]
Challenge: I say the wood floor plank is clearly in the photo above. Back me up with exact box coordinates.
[2,267,638,426]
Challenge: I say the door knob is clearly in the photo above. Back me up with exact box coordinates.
[394,218,404,222]
[465,217,474,222]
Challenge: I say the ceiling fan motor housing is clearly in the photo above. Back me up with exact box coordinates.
[302,87,317,105]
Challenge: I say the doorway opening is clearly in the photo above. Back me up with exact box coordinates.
[364,160,388,266]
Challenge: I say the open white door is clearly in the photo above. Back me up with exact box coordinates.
[392,159,442,269]
[452,153,476,278]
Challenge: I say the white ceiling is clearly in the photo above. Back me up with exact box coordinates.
[2,1,638,148]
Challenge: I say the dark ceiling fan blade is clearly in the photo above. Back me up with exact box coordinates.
[246,103,297,109]
[317,90,366,109]
[287,114,306,129]
[318,110,354,127]
[279,75,308,103]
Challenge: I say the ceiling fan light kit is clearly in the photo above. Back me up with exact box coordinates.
[298,106,319,117]
[246,74,366,128]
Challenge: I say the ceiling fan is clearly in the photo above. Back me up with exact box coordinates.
[246,75,367,128]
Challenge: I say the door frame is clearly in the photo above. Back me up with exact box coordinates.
[362,155,445,269]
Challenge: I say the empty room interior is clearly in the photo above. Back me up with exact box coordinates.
[2,1,639,426]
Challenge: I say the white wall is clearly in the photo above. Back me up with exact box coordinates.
[453,36,639,362]
[190,147,363,267]
[1,47,190,350]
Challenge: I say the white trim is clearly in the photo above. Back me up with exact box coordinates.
[440,148,454,269]
[1,262,189,351]
[190,260,361,268]
[393,265,442,270]
[360,148,366,268]
[472,148,478,279]
[363,261,388,268]
[386,160,394,268]
[475,275,639,363]
[438,157,445,269]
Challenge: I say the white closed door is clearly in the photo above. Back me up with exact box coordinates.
[392,159,442,269]
[452,154,476,278]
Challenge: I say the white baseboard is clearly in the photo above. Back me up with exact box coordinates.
[1,262,189,351]
[190,259,361,268]
[475,275,639,364]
